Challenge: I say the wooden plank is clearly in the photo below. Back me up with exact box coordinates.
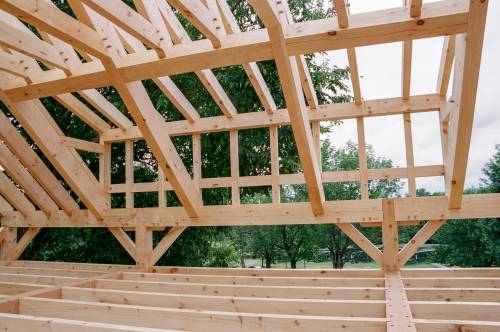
[79,89,133,129]
[357,117,369,199]
[229,130,239,205]
[150,227,186,266]
[0,171,36,218]
[404,277,500,289]
[0,50,32,83]
[0,141,59,216]
[61,136,104,154]
[410,301,500,322]
[0,20,69,74]
[406,288,500,302]
[0,0,109,59]
[108,228,137,261]
[166,0,222,48]
[0,227,17,261]
[101,94,441,141]
[2,1,470,101]
[336,224,383,265]
[250,0,324,215]
[0,313,173,332]
[135,221,152,268]
[409,0,423,18]
[0,94,109,219]
[385,271,417,332]
[270,125,280,204]
[382,199,399,271]
[401,268,500,278]
[62,287,386,317]
[436,35,456,96]
[335,0,349,28]
[347,48,362,104]
[125,140,134,209]
[414,319,500,332]
[446,0,488,208]
[54,93,111,133]
[402,41,412,100]
[81,0,168,57]
[403,113,416,196]
[13,227,40,260]
[0,266,103,278]
[398,220,445,268]
[0,196,13,214]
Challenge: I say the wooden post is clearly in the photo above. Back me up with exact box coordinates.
[0,227,17,261]
[135,220,152,268]
[382,199,399,271]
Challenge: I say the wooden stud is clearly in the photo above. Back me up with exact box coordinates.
[403,113,416,197]
[357,117,369,199]
[270,125,280,204]
[382,199,399,271]
[229,130,240,206]
[125,140,134,209]
[0,171,36,218]
[436,35,456,97]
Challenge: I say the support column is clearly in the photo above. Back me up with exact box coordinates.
[135,221,153,268]
[0,227,17,261]
[382,199,399,271]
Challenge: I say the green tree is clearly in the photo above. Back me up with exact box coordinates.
[317,139,401,268]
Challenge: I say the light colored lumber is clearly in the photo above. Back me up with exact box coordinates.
[2,0,470,101]
[12,227,40,260]
[61,136,104,154]
[79,89,133,129]
[0,197,13,215]
[0,171,36,218]
[402,40,412,100]
[101,94,441,141]
[0,95,109,219]
[410,301,500,322]
[403,113,416,196]
[229,130,239,205]
[0,141,59,216]
[385,271,417,332]
[336,224,383,265]
[61,287,386,318]
[0,50,32,83]
[0,227,16,261]
[398,220,445,268]
[436,35,456,96]
[81,0,168,57]
[406,287,500,302]
[403,277,500,289]
[446,0,488,208]
[382,199,399,271]
[250,0,325,215]
[409,0,423,18]
[0,0,109,59]
[270,125,280,203]
[414,319,500,332]
[150,227,186,266]
[108,228,137,261]
[166,0,222,48]
[357,117,369,199]
[125,140,134,209]
[54,93,111,133]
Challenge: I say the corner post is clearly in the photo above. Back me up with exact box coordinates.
[0,227,17,261]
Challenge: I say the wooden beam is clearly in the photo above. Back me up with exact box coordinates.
[250,0,324,215]
[134,221,152,268]
[79,89,133,130]
[270,125,280,203]
[54,93,111,134]
[150,226,186,266]
[398,220,445,268]
[0,227,16,261]
[336,223,383,265]
[402,40,412,100]
[382,199,399,271]
[446,0,488,208]
[0,94,109,219]
[385,271,417,332]
[108,227,137,261]
[166,0,222,48]
[0,195,14,214]
[101,94,441,141]
[0,111,80,215]
[334,0,349,28]
[0,0,109,59]
[436,35,456,96]
[403,113,416,196]
[0,141,59,216]
[0,20,69,74]
[357,117,369,199]
[0,171,36,218]
[13,227,40,260]
[2,0,470,101]
[0,51,32,83]
[61,136,104,154]
[409,0,423,18]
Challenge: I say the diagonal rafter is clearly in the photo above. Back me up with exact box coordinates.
[0,141,59,217]
[398,220,444,268]
[0,170,36,218]
[166,0,222,48]
[157,0,236,118]
[336,223,383,265]
[249,0,324,215]
[0,111,80,216]
[150,226,186,266]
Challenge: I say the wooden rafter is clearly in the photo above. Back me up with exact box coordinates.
[446,0,489,208]
[0,171,36,218]
[0,141,58,216]
[398,220,444,268]
[1,0,470,102]
[250,0,324,215]
[436,35,456,97]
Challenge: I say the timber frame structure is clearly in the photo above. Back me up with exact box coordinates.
[0,0,498,331]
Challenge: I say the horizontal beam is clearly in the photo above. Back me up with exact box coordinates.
[2,1,469,101]
[101,94,441,141]
[2,194,500,228]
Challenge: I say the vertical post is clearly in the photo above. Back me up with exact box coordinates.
[403,113,416,197]
[0,227,17,261]
[230,130,240,206]
[125,140,134,208]
[270,125,280,204]
[158,169,166,207]
[192,133,201,194]
[357,117,369,199]
[135,220,152,268]
[382,199,399,271]
[311,121,321,168]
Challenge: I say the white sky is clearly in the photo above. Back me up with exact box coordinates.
[322,0,500,194]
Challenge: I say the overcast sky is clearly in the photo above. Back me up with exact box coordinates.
[322,0,500,194]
